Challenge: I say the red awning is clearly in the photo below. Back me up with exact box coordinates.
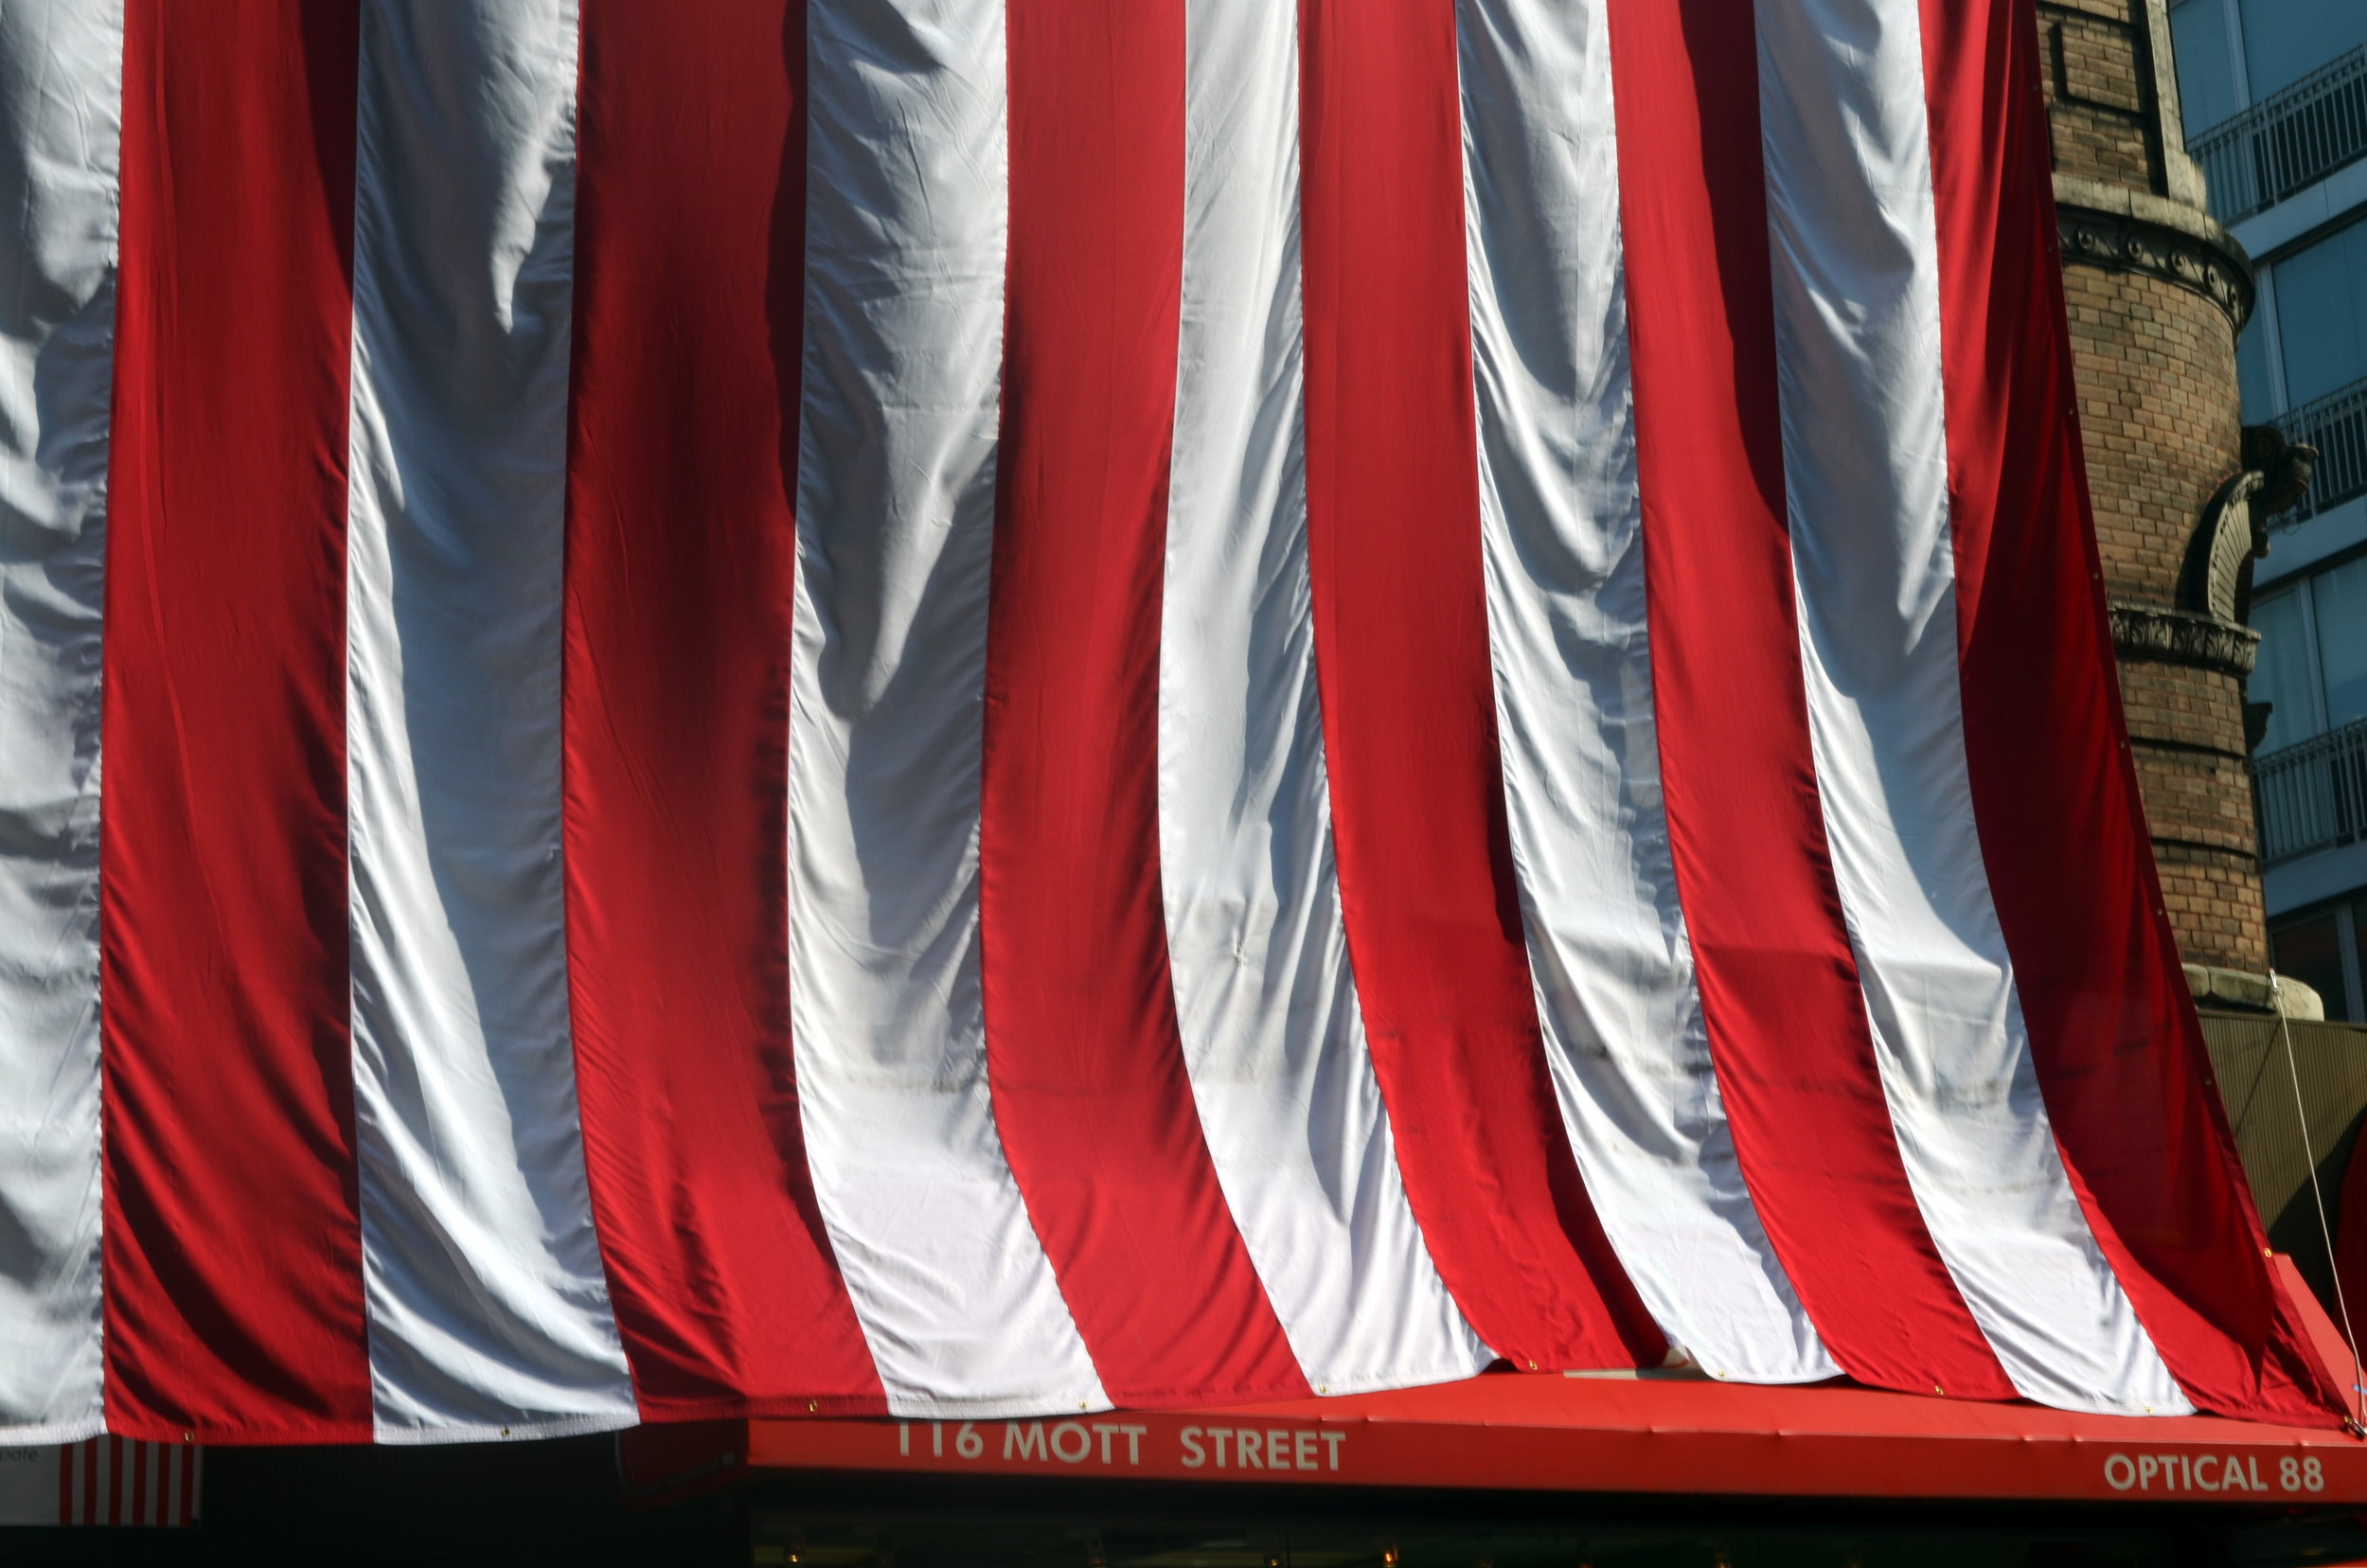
[621,1369,2367,1509]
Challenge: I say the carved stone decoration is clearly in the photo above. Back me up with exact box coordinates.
[2184,468,2267,626]
[2176,423,2317,633]
[2243,422,2317,520]
[2244,701,2274,753]
[2109,600,2261,676]
[2056,204,2253,329]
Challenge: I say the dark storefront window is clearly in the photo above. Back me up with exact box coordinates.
[2272,909,2352,1020]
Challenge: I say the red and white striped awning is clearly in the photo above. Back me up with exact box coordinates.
[0,1440,198,1528]
[0,0,2332,1445]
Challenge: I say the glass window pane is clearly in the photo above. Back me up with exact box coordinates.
[2238,0,2367,101]
[2274,219,2367,409]
[2238,300,2277,417]
[2272,913,2350,1021]
[2172,0,2243,134]
[2251,584,2319,750]
[2314,556,2367,731]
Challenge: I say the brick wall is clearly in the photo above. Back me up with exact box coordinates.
[2060,270,2244,609]
[2041,0,2268,972]
[2039,0,2163,190]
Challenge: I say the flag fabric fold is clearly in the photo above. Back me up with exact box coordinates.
[0,0,2337,1444]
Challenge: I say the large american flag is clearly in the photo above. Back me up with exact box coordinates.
[0,0,2336,1445]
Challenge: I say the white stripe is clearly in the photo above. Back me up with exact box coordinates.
[1456,0,1832,1385]
[344,0,635,1439]
[1158,0,1489,1396]
[0,0,118,1444]
[792,0,1106,1418]
[1753,0,2186,1416]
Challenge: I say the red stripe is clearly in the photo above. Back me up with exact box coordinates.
[80,1439,94,1524]
[1918,0,2343,1425]
[57,1439,73,1524]
[132,1440,149,1525]
[978,0,1307,1405]
[101,0,370,1442]
[105,1436,121,1525]
[1602,0,2011,1399]
[1294,0,1659,1370]
[563,0,882,1417]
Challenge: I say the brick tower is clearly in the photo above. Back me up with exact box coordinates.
[2040,0,2300,1005]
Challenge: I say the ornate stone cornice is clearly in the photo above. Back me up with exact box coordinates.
[2054,174,2254,330]
[2109,599,2259,676]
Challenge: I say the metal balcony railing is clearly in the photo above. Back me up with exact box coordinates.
[2270,372,2367,526]
[2189,45,2367,223]
[2255,715,2367,864]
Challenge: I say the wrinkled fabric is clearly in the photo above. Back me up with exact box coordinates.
[0,0,118,1445]
[344,0,637,1440]
[0,0,2334,1442]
